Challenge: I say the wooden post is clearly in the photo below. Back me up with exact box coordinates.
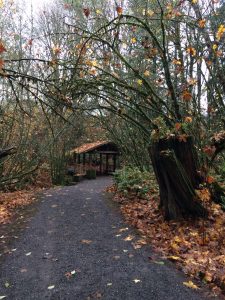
[106,154,109,174]
[89,153,91,166]
[113,154,117,172]
[100,153,102,174]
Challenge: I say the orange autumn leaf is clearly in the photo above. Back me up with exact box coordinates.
[186,46,196,56]
[0,41,6,54]
[116,6,123,15]
[175,123,182,131]
[182,90,192,101]
[198,19,206,28]
[0,59,4,69]
[184,116,192,123]
[206,176,215,184]
[178,134,187,142]
[203,145,216,156]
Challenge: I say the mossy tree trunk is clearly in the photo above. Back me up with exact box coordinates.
[149,136,207,220]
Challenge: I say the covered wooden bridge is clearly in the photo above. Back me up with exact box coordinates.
[69,141,120,175]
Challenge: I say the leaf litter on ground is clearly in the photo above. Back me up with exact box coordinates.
[108,183,225,297]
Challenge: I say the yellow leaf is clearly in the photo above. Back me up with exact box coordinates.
[171,242,179,250]
[144,70,150,76]
[167,256,181,261]
[0,0,3,8]
[91,60,98,67]
[96,9,102,14]
[142,9,154,16]
[172,58,182,65]
[137,79,143,85]
[216,24,225,41]
[187,78,197,86]
[174,236,182,243]
[131,37,137,44]
[147,9,154,16]
[183,281,199,289]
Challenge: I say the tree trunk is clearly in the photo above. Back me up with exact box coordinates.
[0,147,16,160]
[149,136,207,220]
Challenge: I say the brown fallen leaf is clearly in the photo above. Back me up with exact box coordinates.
[113,255,120,260]
[81,239,92,244]
[124,235,134,241]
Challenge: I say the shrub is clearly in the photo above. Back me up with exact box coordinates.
[114,166,151,198]
[86,169,96,179]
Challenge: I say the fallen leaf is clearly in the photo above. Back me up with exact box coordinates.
[107,283,112,286]
[47,285,55,290]
[118,227,129,233]
[0,296,7,299]
[25,252,31,256]
[113,255,120,260]
[124,235,134,241]
[20,268,27,273]
[81,239,92,244]
[167,256,181,261]
[154,261,165,265]
[183,281,199,289]
[133,279,141,283]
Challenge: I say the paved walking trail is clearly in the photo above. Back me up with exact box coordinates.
[0,177,212,299]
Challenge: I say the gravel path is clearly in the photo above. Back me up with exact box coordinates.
[0,177,212,299]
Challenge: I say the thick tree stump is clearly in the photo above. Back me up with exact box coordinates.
[149,136,207,220]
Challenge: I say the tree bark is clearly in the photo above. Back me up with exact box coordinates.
[0,147,16,160]
[149,136,207,220]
